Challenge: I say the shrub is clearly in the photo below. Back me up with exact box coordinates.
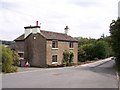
[14,53,20,66]
[1,45,17,73]
[82,44,95,60]
[69,51,74,65]
[78,40,112,62]
[78,46,86,62]
[94,41,109,59]
[63,50,74,66]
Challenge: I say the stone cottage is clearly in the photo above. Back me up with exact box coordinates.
[14,21,78,67]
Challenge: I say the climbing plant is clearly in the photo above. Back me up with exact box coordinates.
[63,50,74,66]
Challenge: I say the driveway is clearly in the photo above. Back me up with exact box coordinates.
[2,58,118,88]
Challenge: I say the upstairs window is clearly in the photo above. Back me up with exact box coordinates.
[52,40,58,48]
[69,42,74,48]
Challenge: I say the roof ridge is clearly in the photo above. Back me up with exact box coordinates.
[40,30,67,35]
[14,30,78,42]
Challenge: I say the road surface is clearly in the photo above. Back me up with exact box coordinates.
[2,58,117,88]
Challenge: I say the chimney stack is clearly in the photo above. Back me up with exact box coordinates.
[24,21,40,38]
[64,26,69,34]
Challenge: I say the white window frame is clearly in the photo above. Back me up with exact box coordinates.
[52,40,58,49]
[52,55,58,64]
[17,51,24,60]
[69,42,74,49]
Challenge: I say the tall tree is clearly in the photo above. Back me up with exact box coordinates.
[110,18,120,71]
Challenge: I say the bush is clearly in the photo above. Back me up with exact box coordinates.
[78,40,112,62]
[69,51,74,64]
[1,45,17,73]
[82,44,95,60]
[63,50,74,66]
[94,41,109,59]
[78,47,86,62]
[14,53,20,66]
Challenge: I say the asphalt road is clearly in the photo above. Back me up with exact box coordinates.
[2,58,117,88]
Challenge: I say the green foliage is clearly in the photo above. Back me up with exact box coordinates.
[110,18,120,71]
[69,51,74,64]
[1,45,17,73]
[14,53,20,66]
[63,50,74,66]
[78,46,86,62]
[94,41,109,59]
[78,43,96,61]
[77,37,112,62]
[63,50,69,63]
[99,35,112,47]
[76,37,96,46]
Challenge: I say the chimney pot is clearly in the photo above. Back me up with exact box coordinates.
[36,21,38,26]
[65,26,69,30]
[64,26,69,34]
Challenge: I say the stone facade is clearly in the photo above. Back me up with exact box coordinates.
[24,33,47,67]
[15,41,24,52]
[46,41,78,65]
[14,24,78,67]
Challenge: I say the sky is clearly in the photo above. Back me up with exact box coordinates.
[0,0,119,41]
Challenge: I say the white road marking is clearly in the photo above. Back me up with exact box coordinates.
[80,57,112,67]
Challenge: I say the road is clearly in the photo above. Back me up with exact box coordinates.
[2,58,118,88]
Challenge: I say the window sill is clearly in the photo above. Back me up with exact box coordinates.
[52,62,58,64]
[69,48,74,50]
[18,51,24,53]
[19,58,24,60]
[52,48,58,50]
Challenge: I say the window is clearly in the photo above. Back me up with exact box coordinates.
[52,55,57,62]
[69,42,74,48]
[52,40,58,48]
[18,53,24,58]
[18,52,24,60]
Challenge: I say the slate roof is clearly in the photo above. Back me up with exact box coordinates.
[14,34,24,41]
[14,30,78,42]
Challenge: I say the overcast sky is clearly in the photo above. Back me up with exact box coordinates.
[0,0,119,41]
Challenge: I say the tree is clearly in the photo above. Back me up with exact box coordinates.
[110,18,120,71]
[94,41,109,59]
[78,46,86,62]
[78,39,112,62]
[75,37,96,47]
[82,44,95,60]
[98,35,112,47]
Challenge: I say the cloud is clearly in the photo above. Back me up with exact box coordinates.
[0,0,119,41]
[68,0,102,7]
[0,0,20,11]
